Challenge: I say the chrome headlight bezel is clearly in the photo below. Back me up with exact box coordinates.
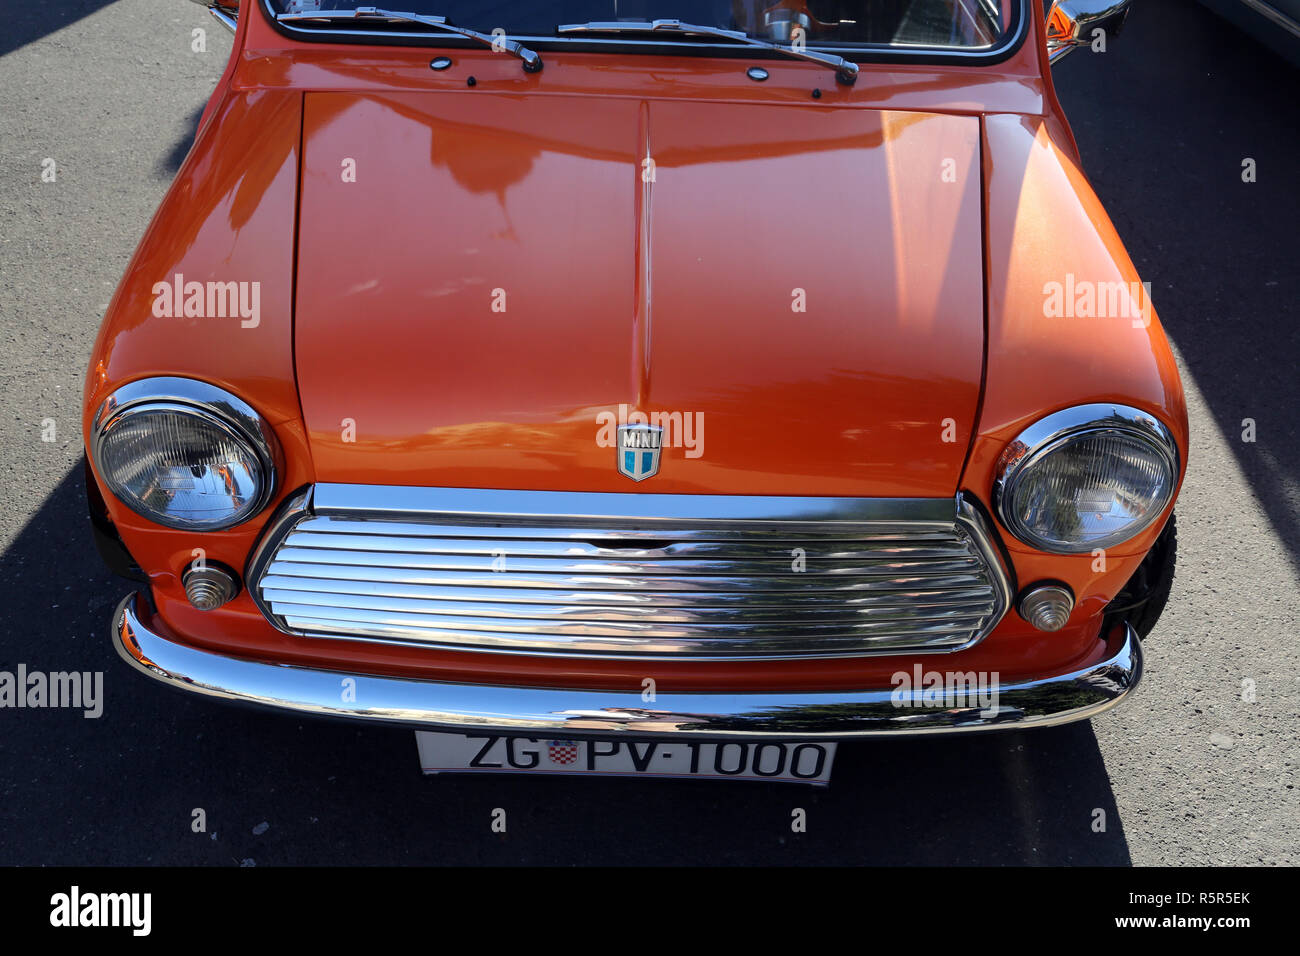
[993,403,1180,554]
[90,377,279,531]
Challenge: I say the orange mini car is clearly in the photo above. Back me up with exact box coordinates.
[85,0,1185,782]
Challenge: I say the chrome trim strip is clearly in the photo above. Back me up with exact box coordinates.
[112,593,1141,739]
[246,486,1013,659]
[188,1,237,33]
[956,492,1015,628]
[245,484,312,620]
[1238,0,1300,39]
[210,6,237,33]
[313,483,956,526]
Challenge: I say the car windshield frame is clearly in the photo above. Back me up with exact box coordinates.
[258,1,1031,67]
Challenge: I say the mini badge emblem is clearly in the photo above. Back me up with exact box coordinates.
[617,423,663,481]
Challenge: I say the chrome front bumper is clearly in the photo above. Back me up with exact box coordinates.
[112,594,1142,739]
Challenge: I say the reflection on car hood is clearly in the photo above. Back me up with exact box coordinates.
[293,92,986,496]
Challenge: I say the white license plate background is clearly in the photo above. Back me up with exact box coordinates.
[415,733,836,785]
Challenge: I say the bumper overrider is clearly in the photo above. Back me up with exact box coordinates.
[113,594,1142,739]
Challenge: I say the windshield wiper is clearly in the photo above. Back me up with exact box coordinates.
[557,19,858,85]
[277,6,542,73]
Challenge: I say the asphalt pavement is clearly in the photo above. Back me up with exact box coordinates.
[0,0,1295,865]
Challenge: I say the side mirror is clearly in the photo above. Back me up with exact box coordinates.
[187,0,238,33]
[1045,0,1132,64]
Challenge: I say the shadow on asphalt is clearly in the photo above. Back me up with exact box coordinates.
[0,464,1131,864]
[1054,0,1300,574]
[0,0,120,60]
[158,104,207,177]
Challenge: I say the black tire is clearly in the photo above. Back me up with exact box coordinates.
[1108,512,1177,639]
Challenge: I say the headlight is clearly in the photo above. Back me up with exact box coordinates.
[994,404,1179,553]
[90,378,278,531]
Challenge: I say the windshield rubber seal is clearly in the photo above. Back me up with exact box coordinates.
[256,0,1030,69]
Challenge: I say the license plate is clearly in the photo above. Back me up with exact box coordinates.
[415,732,836,785]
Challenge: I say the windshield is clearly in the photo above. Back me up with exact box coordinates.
[269,2,1017,53]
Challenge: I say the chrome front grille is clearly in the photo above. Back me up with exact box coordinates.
[249,485,1012,659]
